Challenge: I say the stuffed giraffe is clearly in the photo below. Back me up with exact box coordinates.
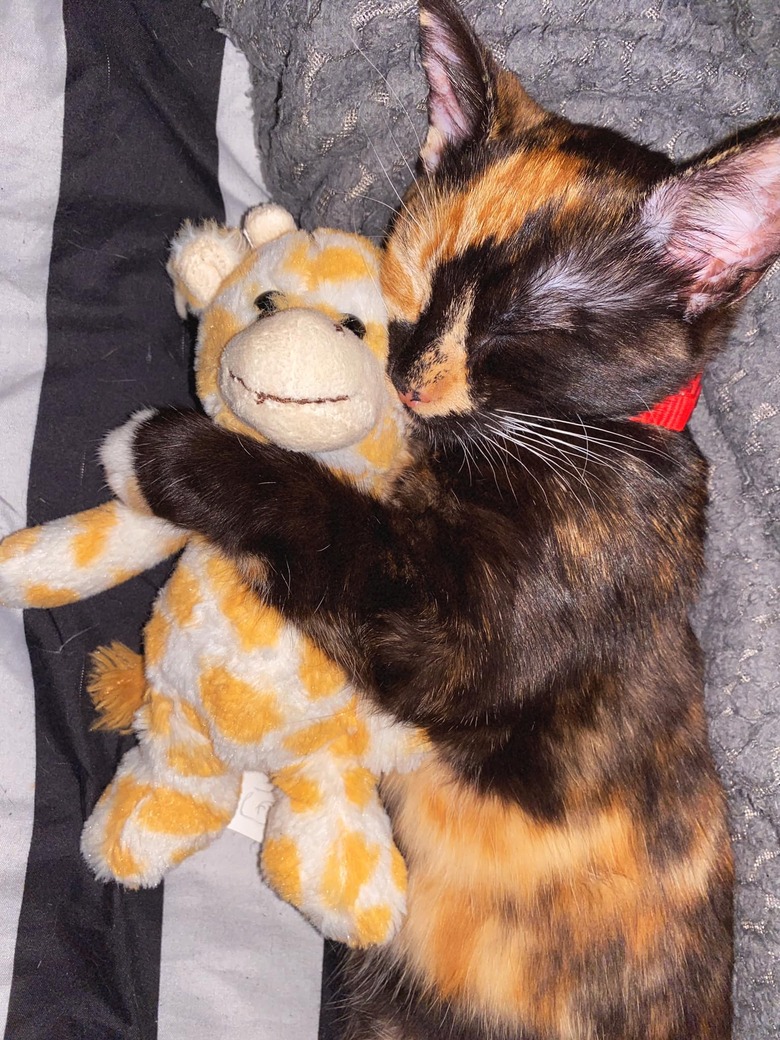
[0,205,430,947]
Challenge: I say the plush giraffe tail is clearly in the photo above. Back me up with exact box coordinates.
[87,641,146,733]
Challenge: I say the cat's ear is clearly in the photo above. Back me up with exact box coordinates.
[418,0,546,173]
[643,125,780,317]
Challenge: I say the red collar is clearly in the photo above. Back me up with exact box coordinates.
[630,374,702,431]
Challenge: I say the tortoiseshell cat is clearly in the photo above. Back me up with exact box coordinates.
[112,1,780,1036]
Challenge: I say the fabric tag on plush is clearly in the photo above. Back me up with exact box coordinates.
[227,771,274,842]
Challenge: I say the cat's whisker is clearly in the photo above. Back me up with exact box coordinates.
[493,417,663,474]
[470,430,504,498]
[347,31,423,152]
[496,412,652,455]
[358,127,425,234]
[495,409,672,460]
[473,431,521,505]
[484,422,580,489]
[505,423,627,479]
[454,420,476,484]
[484,422,603,513]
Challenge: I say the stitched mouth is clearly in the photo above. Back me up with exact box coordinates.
[229,370,350,406]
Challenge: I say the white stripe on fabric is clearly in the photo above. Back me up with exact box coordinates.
[216,37,271,226]
[156,39,324,1040]
[0,0,67,1026]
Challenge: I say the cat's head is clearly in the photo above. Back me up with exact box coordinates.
[382,0,780,437]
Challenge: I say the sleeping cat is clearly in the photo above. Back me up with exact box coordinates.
[109,0,780,1036]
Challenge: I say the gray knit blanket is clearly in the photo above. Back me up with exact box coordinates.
[207,1,779,1034]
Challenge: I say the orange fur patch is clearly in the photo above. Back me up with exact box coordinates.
[24,583,80,608]
[199,664,283,744]
[162,562,201,627]
[298,638,348,699]
[72,501,119,568]
[0,525,41,562]
[262,835,302,906]
[383,146,585,324]
[411,291,474,417]
[272,764,323,813]
[386,757,666,1032]
[205,554,284,652]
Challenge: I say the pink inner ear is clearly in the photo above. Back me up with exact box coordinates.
[425,57,470,143]
[645,136,780,312]
[422,21,474,144]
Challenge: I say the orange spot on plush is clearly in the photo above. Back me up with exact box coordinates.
[178,699,210,739]
[322,829,380,909]
[72,501,119,568]
[196,305,244,402]
[262,836,302,906]
[25,583,80,607]
[357,417,400,470]
[283,715,345,756]
[163,562,201,626]
[146,693,173,739]
[100,774,152,881]
[353,905,393,947]
[199,664,283,744]
[167,740,225,778]
[286,699,370,758]
[205,555,284,652]
[137,788,231,836]
[391,846,407,891]
[143,611,170,668]
[298,638,348,699]
[272,764,323,812]
[311,244,375,285]
[0,526,41,563]
[343,767,375,809]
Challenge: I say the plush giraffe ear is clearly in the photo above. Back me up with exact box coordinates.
[167,220,250,318]
[643,125,780,317]
[243,204,298,249]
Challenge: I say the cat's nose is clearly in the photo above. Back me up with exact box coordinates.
[398,387,432,409]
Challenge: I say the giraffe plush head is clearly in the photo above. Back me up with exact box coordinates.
[167,203,405,467]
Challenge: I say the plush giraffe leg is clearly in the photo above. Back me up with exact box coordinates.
[262,752,407,947]
[80,689,240,888]
[0,500,185,608]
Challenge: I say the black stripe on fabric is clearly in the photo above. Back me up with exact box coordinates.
[5,2,225,1037]
[319,940,349,1040]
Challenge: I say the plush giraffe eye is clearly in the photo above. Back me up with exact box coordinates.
[341,315,366,339]
[254,291,279,317]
